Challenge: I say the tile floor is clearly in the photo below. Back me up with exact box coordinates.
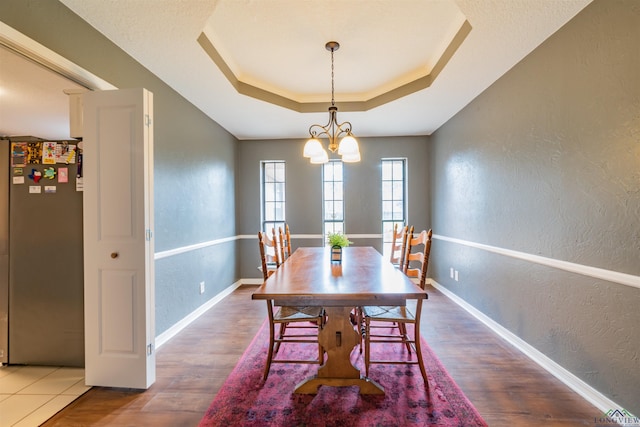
[0,365,90,427]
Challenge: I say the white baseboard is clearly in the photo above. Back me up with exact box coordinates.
[155,280,243,349]
[430,279,624,416]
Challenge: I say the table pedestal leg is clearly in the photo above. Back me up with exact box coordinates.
[295,306,384,395]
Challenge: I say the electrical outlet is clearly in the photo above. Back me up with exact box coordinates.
[454,270,459,282]
[450,267,454,278]
[199,281,205,294]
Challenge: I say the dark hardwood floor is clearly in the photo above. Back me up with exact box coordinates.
[43,284,599,426]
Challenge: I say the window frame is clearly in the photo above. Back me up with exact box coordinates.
[322,159,345,237]
[381,158,407,258]
[260,160,286,234]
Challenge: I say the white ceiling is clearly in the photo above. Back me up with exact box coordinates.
[1,0,592,141]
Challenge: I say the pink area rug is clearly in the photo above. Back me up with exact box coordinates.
[199,320,487,426]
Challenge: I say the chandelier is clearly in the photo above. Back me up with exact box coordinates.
[303,41,360,164]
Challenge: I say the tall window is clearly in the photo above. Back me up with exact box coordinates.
[261,161,285,234]
[382,158,406,258]
[322,160,344,236]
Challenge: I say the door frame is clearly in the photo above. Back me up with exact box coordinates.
[0,24,156,379]
[0,21,116,92]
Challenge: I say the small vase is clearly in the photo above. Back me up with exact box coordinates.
[331,245,342,263]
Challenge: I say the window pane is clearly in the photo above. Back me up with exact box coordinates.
[333,201,344,220]
[326,222,344,235]
[325,223,335,235]
[333,163,343,181]
[264,163,275,182]
[264,202,275,221]
[382,162,392,180]
[275,162,285,182]
[324,182,333,199]
[382,181,392,199]
[325,163,335,181]
[324,201,334,219]
[393,200,404,218]
[333,183,343,201]
[382,222,395,241]
[392,161,403,181]
[274,182,285,202]
[382,201,393,220]
[264,185,275,202]
[392,181,403,200]
[275,202,285,221]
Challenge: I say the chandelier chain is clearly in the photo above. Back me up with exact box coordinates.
[330,46,335,106]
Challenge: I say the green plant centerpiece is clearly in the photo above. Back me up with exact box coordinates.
[327,232,352,263]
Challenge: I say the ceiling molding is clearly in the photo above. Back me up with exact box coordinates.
[197,19,471,114]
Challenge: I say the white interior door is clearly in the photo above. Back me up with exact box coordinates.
[82,88,155,389]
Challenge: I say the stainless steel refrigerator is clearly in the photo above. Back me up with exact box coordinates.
[0,138,84,366]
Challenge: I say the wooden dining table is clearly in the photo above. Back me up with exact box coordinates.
[251,246,428,395]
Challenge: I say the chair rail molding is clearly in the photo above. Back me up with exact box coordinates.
[433,234,639,290]
[155,234,384,260]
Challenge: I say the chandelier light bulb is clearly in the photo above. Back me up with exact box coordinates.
[303,138,324,158]
[310,150,329,164]
[338,135,359,155]
[341,151,361,163]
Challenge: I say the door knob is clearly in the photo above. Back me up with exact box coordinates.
[110,252,119,259]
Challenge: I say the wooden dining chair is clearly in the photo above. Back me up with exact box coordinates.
[362,228,433,386]
[389,223,409,269]
[362,224,410,325]
[355,224,408,353]
[258,228,280,277]
[278,224,292,262]
[257,231,324,381]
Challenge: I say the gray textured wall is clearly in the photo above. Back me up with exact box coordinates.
[237,136,430,278]
[429,0,639,414]
[0,0,239,336]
